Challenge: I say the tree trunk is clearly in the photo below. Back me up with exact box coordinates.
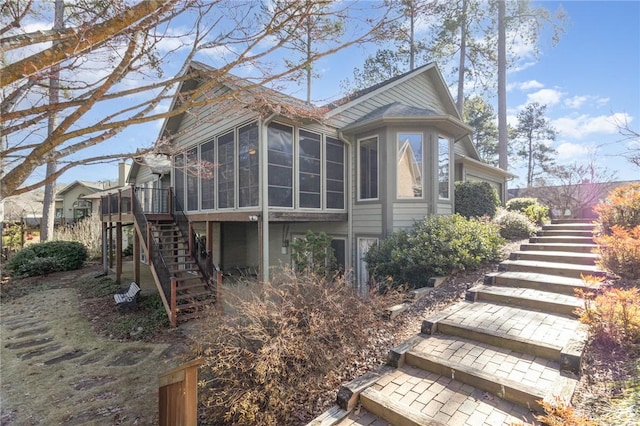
[497,0,508,172]
[409,2,415,71]
[305,20,312,104]
[456,0,468,115]
[41,0,64,241]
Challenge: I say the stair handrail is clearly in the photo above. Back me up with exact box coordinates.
[172,195,220,290]
[132,187,173,306]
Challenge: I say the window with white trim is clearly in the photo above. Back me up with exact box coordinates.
[358,136,378,200]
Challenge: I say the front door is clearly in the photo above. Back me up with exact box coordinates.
[356,237,378,295]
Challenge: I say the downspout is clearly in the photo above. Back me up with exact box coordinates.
[260,113,278,283]
[337,130,354,286]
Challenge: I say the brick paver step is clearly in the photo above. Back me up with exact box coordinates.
[509,250,600,266]
[529,235,595,244]
[537,229,594,237]
[498,259,605,279]
[519,242,598,253]
[543,222,595,230]
[549,219,593,225]
[423,301,580,360]
[347,364,537,425]
[466,284,583,317]
[484,271,596,296]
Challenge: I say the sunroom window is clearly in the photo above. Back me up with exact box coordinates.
[238,123,259,207]
[397,133,423,198]
[268,122,294,207]
[358,136,378,200]
[299,130,321,208]
[438,135,450,200]
[326,137,345,209]
[218,131,235,208]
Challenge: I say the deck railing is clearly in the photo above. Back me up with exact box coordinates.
[101,186,170,216]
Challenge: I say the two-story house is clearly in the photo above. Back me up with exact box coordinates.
[103,60,510,325]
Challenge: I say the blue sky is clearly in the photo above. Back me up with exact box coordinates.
[34,0,640,188]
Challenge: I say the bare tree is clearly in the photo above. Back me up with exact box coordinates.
[614,115,640,168]
[1,1,393,198]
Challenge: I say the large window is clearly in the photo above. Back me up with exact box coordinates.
[238,123,259,207]
[186,147,198,211]
[218,131,235,208]
[358,136,378,200]
[325,137,345,209]
[268,122,293,207]
[397,133,423,198]
[438,135,450,199]
[174,152,185,210]
[299,130,321,208]
[200,140,215,210]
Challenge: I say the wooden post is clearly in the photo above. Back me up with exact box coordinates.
[117,189,122,222]
[116,222,122,284]
[257,218,263,283]
[158,358,202,426]
[170,276,177,328]
[216,270,223,313]
[108,223,114,269]
[168,187,173,215]
[133,230,140,285]
[102,222,108,275]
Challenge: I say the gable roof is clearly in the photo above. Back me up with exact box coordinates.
[56,180,105,196]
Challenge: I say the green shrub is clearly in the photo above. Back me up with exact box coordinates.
[5,240,88,277]
[506,197,549,225]
[506,197,539,212]
[493,208,537,240]
[595,183,640,235]
[290,230,336,278]
[365,214,504,289]
[454,181,500,218]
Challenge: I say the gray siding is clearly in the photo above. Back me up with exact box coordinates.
[352,204,383,235]
[392,203,429,230]
[328,73,446,129]
[173,86,259,151]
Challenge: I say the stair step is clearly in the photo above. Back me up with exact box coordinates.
[498,259,605,279]
[530,235,594,244]
[360,387,442,426]
[422,302,581,362]
[485,271,597,295]
[519,242,598,253]
[509,250,600,266]
[177,297,215,312]
[537,230,594,239]
[467,284,583,317]
[358,365,537,425]
[176,290,212,302]
[551,219,593,225]
[544,222,595,229]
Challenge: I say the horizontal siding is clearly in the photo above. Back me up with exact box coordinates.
[352,204,382,235]
[392,203,430,230]
[134,165,155,184]
[328,71,447,129]
[173,86,259,151]
[437,202,453,215]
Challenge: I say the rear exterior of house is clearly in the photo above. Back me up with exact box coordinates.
[103,61,509,324]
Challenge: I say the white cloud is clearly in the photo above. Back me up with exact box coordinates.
[552,112,631,139]
[556,142,594,159]
[520,80,544,91]
[526,88,563,106]
[564,95,611,109]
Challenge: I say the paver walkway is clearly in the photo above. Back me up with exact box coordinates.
[310,219,601,426]
[0,287,182,425]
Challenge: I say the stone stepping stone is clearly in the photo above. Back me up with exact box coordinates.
[2,315,35,326]
[20,344,63,360]
[8,327,50,340]
[5,337,53,350]
[72,376,117,391]
[44,349,86,365]
[79,352,107,366]
[7,320,47,332]
[107,348,152,366]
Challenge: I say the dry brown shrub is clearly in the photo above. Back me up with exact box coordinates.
[53,214,102,259]
[191,270,403,425]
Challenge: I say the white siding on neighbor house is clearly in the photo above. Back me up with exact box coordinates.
[329,73,446,129]
[134,165,156,185]
[173,86,259,151]
[392,203,429,230]
[352,204,383,235]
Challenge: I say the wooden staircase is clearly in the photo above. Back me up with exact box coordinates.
[310,219,604,426]
[150,221,216,324]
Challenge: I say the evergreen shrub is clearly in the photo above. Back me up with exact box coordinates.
[5,240,88,277]
[493,208,537,240]
[454,181,500,218]
[506,197,549,225]
[365,214,504,289]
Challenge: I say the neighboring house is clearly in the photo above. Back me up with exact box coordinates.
[57,163,129,225]
[508,179,639,219]
[119,60,510,295]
